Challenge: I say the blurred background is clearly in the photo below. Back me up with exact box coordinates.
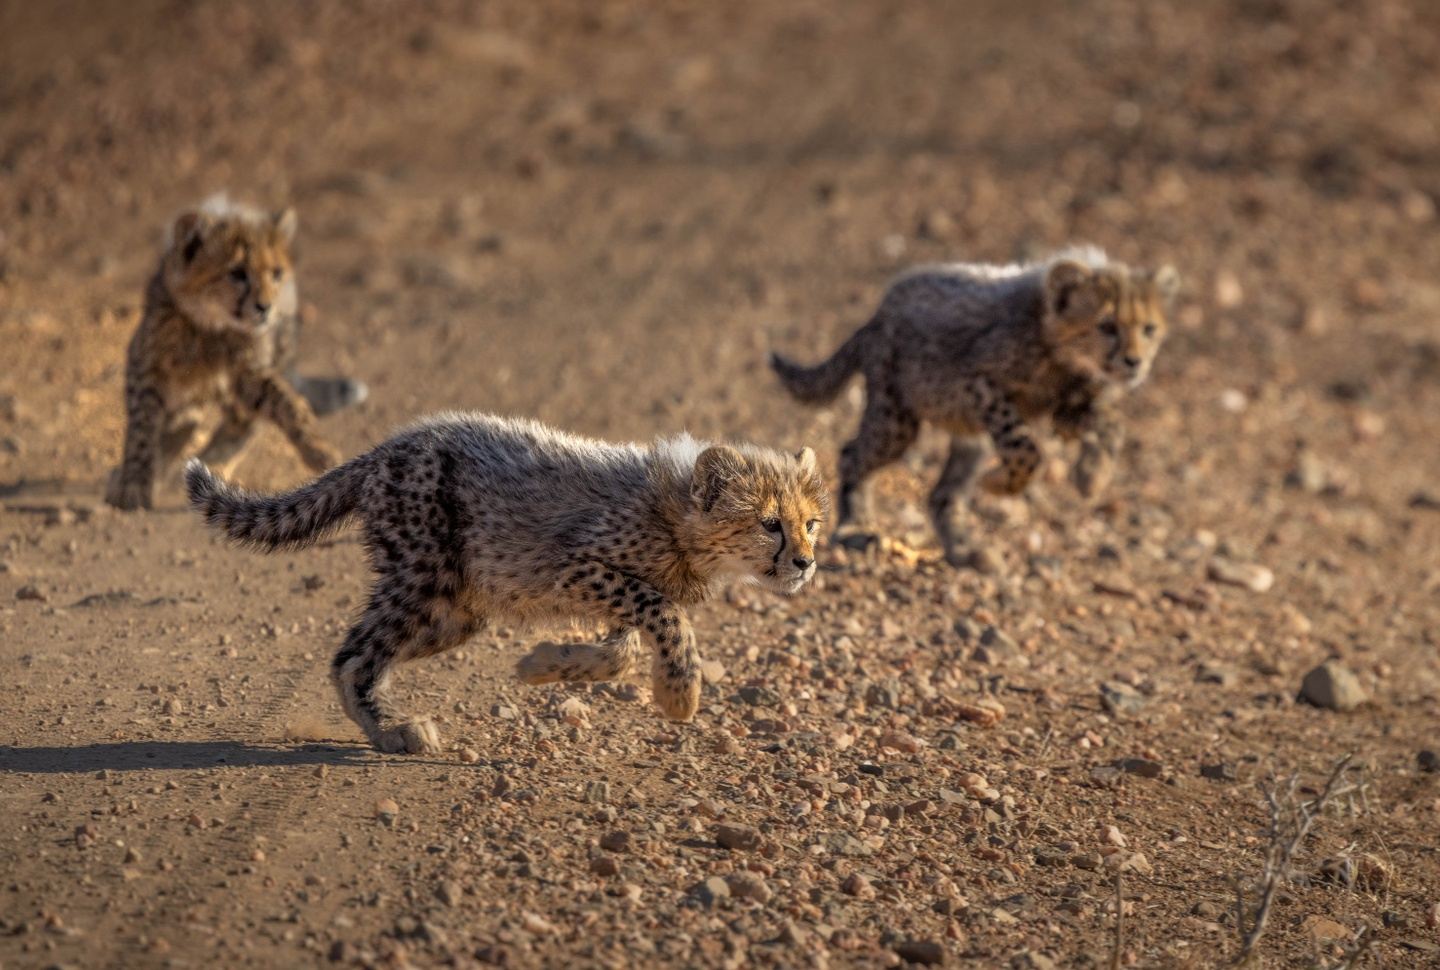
[3,0,1437,506]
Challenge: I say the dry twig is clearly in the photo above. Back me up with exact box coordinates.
[1231,755,1355,966]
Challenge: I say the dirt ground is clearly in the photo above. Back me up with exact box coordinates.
[3,0,1440,967]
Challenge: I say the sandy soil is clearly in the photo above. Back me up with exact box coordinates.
[3,0,1440,967]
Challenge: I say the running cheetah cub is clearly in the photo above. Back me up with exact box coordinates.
[185,413,827,754]
[772,248,1178,563]
[106,195,367,511]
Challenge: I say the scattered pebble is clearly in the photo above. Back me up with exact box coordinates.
[890,939,945,965]
[723,871,772,904]
[1200,762,1237,782]
[1207,557,1274,593]
[878,730,925,753]
[599,830,631,853]
[1114,757,1163,779]
[690,875,730,908]
[374,798,399,826]
[1099,681,1146,716]
[1299,662,1367,711]
[714,823,762,852]
[841,872,876,899]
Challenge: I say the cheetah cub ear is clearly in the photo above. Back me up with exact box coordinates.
[171,211,209,264]
[794,447,818,474]
[1044,259,1103,320]
[692,445,747,513]
[273,207,298,245]
[1152,264,1181,304]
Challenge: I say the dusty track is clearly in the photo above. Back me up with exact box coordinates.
[3,1,1440,967]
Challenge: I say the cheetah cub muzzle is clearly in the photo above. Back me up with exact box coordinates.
[186,413,827,755]
[771,247,1178,565]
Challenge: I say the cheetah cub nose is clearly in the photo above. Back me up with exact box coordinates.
[793,556,814,570]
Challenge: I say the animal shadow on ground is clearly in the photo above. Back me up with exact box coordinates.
[0,740,385,774]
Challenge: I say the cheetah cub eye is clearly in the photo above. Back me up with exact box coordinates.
[761,517,782,534]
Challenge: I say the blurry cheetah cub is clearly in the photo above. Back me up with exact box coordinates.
[107,195,366,510]
[772,248,1178,563]
[186,413,827,754]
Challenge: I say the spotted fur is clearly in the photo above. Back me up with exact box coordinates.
[106,195,366,510]
[772,248,1178,562]
[185,413,828,754]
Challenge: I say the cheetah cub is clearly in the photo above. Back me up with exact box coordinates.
[185,413,827,754]
[106,195,367,511]
[771,248,1178,564]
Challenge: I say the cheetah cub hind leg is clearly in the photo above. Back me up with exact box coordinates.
[516,630,645,686]
[374,718,443,756]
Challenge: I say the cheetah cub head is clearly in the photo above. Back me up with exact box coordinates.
[1043,259,1179,389]
[162,198,298,334]
[689,444,829,595]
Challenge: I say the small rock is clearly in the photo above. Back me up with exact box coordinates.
[1195,663,1237,687]
[891,939,945,965]
[590,855,620,877]
[690,875,730,908]
[700,660,726,684]
[1215,271,1244,308]
[1200,762,1237,782]
[865,679,902,710]
[585,780,611,803]
[878,730,925,753]
[714,823,762,852]
[1418,750,1439,774]
[557,696,591,727]
[438,880,463,906]
[966,546,1005,575]
[841,872,876,899]
[1302,915,1351,943]
[458,748,481,764]
[374,798,399,826]
[521,911,557,935]
[491,703,519,720]
[1099,681,1146,716]
[1010,951,1057,970]
[1410,490,1440,512]
[1299,662,1367,711]
[123,846,142,864]
[1114,757,1163,779]
[724,871,772,903]
[955,698,1006,726]
[1117,852,1153,876]
[599,830,631,853]
[15,584,46,602]
[1207,557,1274,593]
[162,697,183,716]
[918,209,957,241]
[1285,450,1329,493]
[736,685,780,707]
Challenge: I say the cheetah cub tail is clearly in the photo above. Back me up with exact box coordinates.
[184,454,371,551]
[769,326,871,405]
